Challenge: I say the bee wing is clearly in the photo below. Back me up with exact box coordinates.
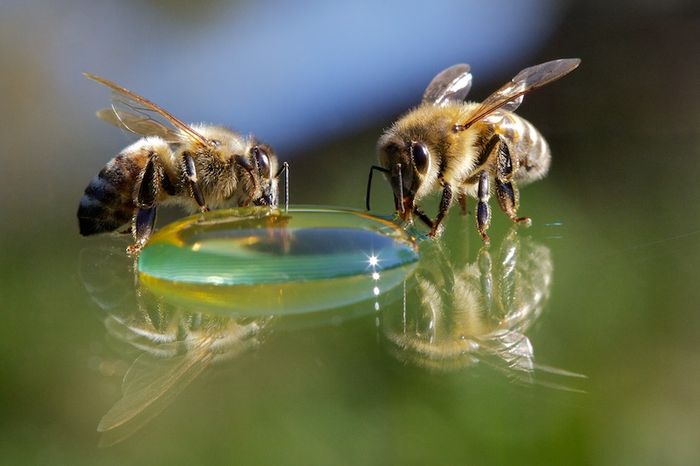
[95,107,183,144]
[422,64,473,106]
[84,72,209,147]
[456,58,581,130]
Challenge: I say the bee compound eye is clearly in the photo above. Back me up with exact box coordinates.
[253,146,270,177]
[411,142,430,174]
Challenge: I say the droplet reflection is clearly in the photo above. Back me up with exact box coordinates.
[381,229,583,388]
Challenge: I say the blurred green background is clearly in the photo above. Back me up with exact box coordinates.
[2,0,700,465]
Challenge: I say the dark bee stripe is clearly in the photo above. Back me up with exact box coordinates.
[84,176,122,205]
[78,182,133,235]
[77,153,147,236]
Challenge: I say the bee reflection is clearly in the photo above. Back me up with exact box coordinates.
[381,230,571,384]
[79,246,270,447]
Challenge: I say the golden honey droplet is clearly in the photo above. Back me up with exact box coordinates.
[137,206,418,315]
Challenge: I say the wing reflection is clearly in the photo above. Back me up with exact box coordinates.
[382,229,583,387]
[78,237,391,447]
[98,311,268,447]
[78,228,580,446]
[79,242,270,446]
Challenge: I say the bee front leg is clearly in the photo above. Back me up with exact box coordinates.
[476,171,491,244]
[495,137,530,226]
[413,206,434,230]
[428,184,453,238]
[129,154,163,254]
[182,152,209,213]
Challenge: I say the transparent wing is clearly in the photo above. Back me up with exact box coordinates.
[79,244,138,313]
[422,63,473,106]
[97,346,212,447]
[95,107,182,143]
[84,73,208,146]
[456,58,581,130]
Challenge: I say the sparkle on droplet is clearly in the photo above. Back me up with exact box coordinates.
[137,207,419,314]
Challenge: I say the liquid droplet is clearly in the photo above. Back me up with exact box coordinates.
[137,206,418,315]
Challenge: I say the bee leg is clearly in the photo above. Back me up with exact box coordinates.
[129,155,163,254]
[428,184,453,238]
[182,151,209,213]
[496,179,530,224]
[413,206,434,230]
[495,138,531,226]
[476,171,491,244]
[128,208,157,255]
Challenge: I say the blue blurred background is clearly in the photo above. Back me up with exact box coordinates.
[4,0,560,147]
[1,0,564,229]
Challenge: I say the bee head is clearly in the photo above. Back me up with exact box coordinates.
[250,144,279,207]
[232,143,278,206]
[378,136,432,221]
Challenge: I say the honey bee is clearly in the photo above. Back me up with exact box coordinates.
[368,58,580,243]
[77,73,289,253]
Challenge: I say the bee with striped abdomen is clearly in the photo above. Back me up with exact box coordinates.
[78,73,288,254]
[368,59,580,243]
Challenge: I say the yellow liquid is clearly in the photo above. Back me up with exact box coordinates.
[137,206,418,314]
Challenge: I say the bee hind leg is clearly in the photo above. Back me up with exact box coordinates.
[495,136,531,227]
[128,154,163,255]
[128,208,157,255]
[496,180,531,226]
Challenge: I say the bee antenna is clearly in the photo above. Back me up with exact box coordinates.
[366,165,390,211]
[396,163,405,214]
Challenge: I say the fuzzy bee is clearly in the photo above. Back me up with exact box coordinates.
[77,73,288,253]
[368,58,580,242]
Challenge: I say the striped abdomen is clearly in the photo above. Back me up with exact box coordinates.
[497,112,551,186]
[77,152,148,235]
